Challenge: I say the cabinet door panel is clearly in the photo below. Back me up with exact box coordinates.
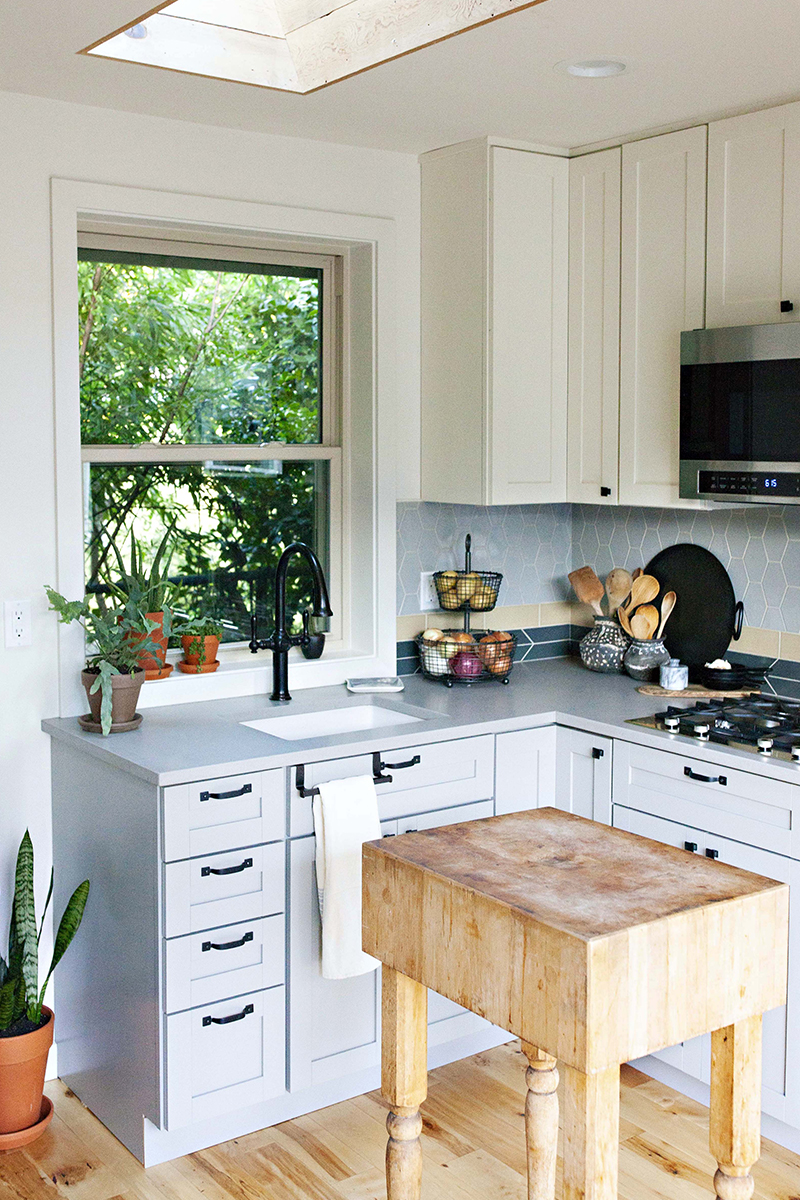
[613,804,796,1121]
[489,147,568,504]
[568,148,622,504]
[707,103,800,327]
[163,769,285,862]
[495,727,556,815]
[555,728,612,823]
[164,841,284,938]
[620,127,707,507]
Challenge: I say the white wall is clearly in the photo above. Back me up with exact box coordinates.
[0,90,420,992]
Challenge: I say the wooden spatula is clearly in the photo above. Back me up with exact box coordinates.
[630,604,659,640]
[605,568,632,616]
[617,603,634,636]
[568,566,605,617]
[656,590,676,639]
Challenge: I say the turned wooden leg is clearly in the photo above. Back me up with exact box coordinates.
[382,966,428,1200]
[521,1041,559,1200]
[562,1063,620,1200]
[710,1016,762,1200]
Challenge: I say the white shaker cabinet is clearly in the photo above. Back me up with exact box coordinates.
[495,726,556,814]
[619,127,707,507]
[567,148,622,505]
[554,727,613,823]
[707,102,800,328]
[420,139,568,505]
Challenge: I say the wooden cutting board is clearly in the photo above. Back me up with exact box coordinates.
[636,683,760,700]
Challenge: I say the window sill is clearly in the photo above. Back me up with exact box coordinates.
[136,645,390,709]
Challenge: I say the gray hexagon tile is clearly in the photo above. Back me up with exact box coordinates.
[397,500,800,632]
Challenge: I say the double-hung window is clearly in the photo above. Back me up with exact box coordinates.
[78,229,342,650]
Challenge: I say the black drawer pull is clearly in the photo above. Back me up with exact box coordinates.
[591,747,604,759]
[684,841,698,853]
[380,755,421,771]
[200,783,253,802]
[202,1003,254,1027]
[202,931,254,952]
[600,486,612,497]
[684,766,727,785]
[781,300,794,313]
[201,857,253,878]
[706,848,720,860]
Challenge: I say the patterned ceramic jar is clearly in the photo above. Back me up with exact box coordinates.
[623,637,671,682]
[579,617,630,674]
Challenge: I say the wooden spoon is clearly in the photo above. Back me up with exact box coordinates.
[617,604,633,636]
[605,568,632,616]
[630,605,659,640]
[626,573,660,612]
[568,566,605,617]
[656,590,676,639]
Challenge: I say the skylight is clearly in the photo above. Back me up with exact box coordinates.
[84,0,549,93]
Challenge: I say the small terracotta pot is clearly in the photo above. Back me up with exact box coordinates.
[82,668,145,727]
[126,611,169,673]
[180,635,220,672]
[0,1007,54,1136]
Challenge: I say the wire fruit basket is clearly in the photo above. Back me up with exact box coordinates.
[417,534,515,686]
[416,629,516,686]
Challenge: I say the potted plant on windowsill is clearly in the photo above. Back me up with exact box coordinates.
[178,616,223,674]
[108,526,176,682]
[45,587,158,734]
[0,831,89,1150]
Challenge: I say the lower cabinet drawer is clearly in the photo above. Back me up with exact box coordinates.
[164,841,284,938]
[165,986,286,1129]
[164,914,285,1013]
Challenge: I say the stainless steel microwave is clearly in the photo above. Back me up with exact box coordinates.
[680,322,800,503]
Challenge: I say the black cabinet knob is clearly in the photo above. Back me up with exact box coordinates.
[600,486,611,497]
[705,848,720,860]
[781,300,795,313]
[684,841,698,853]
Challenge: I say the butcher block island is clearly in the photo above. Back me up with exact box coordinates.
[363,808,790,1200]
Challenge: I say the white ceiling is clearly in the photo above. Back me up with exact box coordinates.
[5,0,800,154]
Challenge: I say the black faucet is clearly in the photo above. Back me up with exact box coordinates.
[249,542,333,702]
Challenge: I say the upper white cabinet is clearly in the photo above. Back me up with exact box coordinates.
[707,102,800,328]
[618,126,707,507]
[567,148,622,505]
[420,140,569,505]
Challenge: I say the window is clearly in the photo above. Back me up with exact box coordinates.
[78,231,342,647]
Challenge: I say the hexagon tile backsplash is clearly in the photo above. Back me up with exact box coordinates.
[397,501,800,633]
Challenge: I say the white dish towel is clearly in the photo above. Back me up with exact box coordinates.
[312,775,382,979]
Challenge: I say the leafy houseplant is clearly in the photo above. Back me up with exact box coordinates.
[108,526,176,678]
[46,587,157,734]
[0,832,89,1142]
[178,616,223,674]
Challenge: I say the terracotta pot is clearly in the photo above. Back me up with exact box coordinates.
[180,634,220,672]
[127,611,169,673]
[82,668,145,727]
[0,1007,54,1135]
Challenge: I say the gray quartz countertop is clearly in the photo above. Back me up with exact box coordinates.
[41,658,800,787]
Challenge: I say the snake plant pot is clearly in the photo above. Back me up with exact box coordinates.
[81,668,145,732]
[623,637,671,682]
[179,635,220,674]
[0,1007,54,1144]
[579,617,629,674]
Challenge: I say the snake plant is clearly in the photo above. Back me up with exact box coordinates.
[0,832,89,1032]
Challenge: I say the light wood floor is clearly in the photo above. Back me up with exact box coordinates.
[2,1043,799,1200]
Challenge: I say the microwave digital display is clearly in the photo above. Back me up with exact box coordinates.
[698,470,800,497]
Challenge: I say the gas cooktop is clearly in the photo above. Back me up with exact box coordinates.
[629,695,800,762]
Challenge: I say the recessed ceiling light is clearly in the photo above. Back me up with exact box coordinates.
[556,59,628,78]
[124,23,148,39]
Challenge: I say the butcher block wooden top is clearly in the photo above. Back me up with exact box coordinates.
[362,808,789,1073]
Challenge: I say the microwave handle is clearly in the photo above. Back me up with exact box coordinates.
[732,600,744,641]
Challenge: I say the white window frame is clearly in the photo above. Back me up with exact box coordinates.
[77,229,345,649]
[51,179,398,716]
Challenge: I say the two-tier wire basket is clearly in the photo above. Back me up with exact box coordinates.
[416,534,516,686]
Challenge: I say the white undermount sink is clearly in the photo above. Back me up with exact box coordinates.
[242,703,425,741]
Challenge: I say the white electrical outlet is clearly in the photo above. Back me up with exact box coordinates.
[419,571,439,612]
[4,600,31,648]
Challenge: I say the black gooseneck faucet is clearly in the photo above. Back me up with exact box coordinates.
[249,542,333,702]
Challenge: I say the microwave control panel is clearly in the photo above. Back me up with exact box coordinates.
[698,470,800,497]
